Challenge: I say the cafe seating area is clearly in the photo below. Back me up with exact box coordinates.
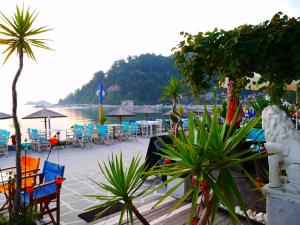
[22,119,164,152]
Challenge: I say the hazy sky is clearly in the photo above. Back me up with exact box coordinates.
[0,0,299,111]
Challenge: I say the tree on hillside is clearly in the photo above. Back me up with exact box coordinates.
[0,5,51,216]
[59,54,183,105]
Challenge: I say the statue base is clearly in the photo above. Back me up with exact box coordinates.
[264,183,300,225]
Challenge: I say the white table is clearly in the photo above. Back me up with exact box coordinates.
[136,121,160,136]
[107,124,124,139]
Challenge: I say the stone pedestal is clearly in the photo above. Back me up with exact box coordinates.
[264,184,300,225]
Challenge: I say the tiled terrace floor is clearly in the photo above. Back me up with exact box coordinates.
[0,137,169,225]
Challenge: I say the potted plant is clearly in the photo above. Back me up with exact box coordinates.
[84,154,156,225]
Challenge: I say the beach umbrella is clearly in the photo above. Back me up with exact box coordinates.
[0,112,12,120]
[135,107,158,120]
[106,108,135,123]
[227,80,245,128]
[22,108,67,130]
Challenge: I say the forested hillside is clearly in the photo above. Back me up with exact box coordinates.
[58,54,181,105]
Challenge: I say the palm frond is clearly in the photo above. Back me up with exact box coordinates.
[0,5,52,63]
[84,153,154,225]
[148,100,267,224]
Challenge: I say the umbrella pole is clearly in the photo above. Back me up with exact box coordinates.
[44,118,47,130]
[119,116,121,124]
[48,117,51,137]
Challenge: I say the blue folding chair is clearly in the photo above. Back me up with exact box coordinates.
[30,129,51,152]
[245,128,265,152]
[0,129,10,157]
[21,160,65,225]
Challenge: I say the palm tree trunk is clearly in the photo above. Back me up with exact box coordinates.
[131,203,149,225]
[12,47,24,215]
[199,191,214,225]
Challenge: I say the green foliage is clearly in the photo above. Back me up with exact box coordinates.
[148,103,265,224]
[59,54,182,105]
[0,5,52,63]
[160,76,185,104]
[0,207,38,225]
[173,12,300,104]
[84,154,154,225]
[99,116,108,124]
[0,212,8,224]
[249,96,270,114]
[220,99,228,119]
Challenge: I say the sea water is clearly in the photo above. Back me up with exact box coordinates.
[0,105,167,144]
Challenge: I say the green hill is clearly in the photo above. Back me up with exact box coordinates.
[58,54,181,105]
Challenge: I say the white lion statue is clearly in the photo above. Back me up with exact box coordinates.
[262,105,300,188]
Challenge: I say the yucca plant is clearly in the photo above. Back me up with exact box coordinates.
[160,76,185,135]
[84,154,155,225]
[249,95,270,113]
[148,103,266,225]
[0,5,51,215]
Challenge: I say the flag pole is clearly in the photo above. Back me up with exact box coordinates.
[99,82,104,124]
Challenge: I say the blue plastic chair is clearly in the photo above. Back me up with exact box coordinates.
[29,129,50,152]
[245,128,265,142]
[72,124,85,147]
[96,125,109,144]
[129,122,138,139]
[245,128,265,152]
[0,129,10,156]
[21,160,65,224]
[121,122,130,140]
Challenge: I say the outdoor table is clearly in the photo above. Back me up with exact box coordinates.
[136,121,160,136]
[107,124,124,139]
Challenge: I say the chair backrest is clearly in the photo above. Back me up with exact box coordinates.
[96,125,107,137]
[245,128,265,142]
[84,128,93,138]
[43,160,65,193]
[31,129,39,141]
[74,124,84,130]
[21,156,40,172]
[74,127,83,138]
[0,129,10,145]
[21,156,40,187]
[130,122,138,134]
[86,124,94,130]
[122,122,130,133]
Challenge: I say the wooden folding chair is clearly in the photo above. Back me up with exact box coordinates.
[21,160,65,225]
[0,156,40,212]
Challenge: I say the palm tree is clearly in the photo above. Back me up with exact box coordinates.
[160,76,185,115]
[160,76,185,135]
[0,5,51,215]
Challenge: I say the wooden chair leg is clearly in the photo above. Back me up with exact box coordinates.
[57,194,60,225]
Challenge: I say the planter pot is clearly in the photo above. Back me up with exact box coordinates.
[11,135,16,145]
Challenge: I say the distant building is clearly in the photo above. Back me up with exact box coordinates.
[121,100,134,106]
[106,84,120,93]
